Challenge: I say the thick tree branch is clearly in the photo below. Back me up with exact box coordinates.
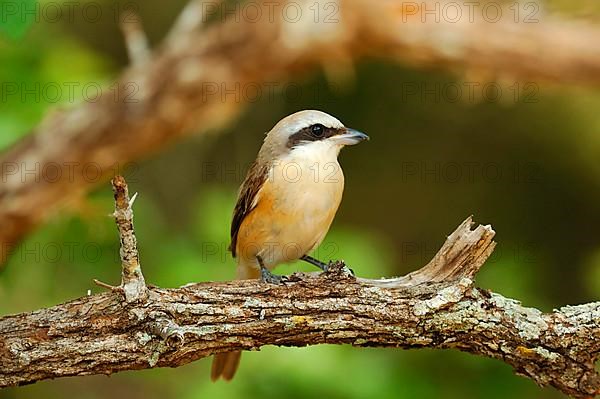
[0,179,599,397]
[3,0,600,261]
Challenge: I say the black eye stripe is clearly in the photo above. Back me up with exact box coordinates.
[287,125,342,148]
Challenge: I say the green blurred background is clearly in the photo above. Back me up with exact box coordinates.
[2,0,600,398]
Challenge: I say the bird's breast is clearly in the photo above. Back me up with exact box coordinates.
[268,153,345,216]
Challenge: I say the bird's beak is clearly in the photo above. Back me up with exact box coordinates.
[331,128,370,146]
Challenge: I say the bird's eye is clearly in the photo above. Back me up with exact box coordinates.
[311,124,325,137]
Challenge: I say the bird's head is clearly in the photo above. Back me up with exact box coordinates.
[259,110,369,161]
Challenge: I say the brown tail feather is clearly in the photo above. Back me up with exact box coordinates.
[211,351,242,381]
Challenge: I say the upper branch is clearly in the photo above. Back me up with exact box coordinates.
[3,0,600,261]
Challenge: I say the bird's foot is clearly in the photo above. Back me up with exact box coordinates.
[259,265,288,285]
[300,255,355,277]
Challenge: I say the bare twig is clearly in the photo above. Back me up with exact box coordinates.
[167,0,220,39]
[108,175,147,302]
[92,176,146,301]
[92,278,120,292]
[3,0,600,263]
[119,12,150,65]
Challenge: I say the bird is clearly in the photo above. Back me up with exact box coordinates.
[210,110,369,381]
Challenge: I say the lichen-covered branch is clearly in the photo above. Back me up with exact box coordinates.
[3,0,600,261]
[0,208,598,397]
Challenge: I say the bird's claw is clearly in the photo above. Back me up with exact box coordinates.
[260,267,289,285]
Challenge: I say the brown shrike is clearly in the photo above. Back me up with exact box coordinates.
[211,110,369,381]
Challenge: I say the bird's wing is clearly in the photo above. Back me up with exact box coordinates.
[230,160,269,257]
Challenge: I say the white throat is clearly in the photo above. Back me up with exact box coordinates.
[287,140,342,163]
[269,139,345,188]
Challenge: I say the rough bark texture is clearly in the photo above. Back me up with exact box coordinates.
[108,175,147,302]
[0,215,599,397]
[3,0,600,261]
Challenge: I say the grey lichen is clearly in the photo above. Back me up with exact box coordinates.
[136,332,153,345]
[413,278,472,316]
